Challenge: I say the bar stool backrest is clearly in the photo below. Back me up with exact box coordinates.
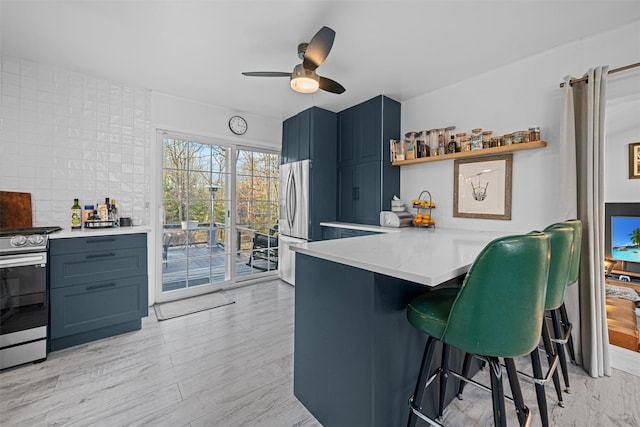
[542,224,574,311]
[561,219,582,285]
[442,232,550,358]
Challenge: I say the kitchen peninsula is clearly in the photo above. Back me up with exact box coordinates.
[292,227,510,426]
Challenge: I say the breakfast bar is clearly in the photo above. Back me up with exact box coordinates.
[292,227,509,427]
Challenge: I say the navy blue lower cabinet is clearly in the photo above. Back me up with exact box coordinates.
[48,233,148,351]
[293,253,471,427]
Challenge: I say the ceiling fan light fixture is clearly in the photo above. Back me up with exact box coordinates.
[290,64,319,93]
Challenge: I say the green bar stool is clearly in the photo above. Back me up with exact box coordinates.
[459,225,573,427]
[551,219,582,393]
[406,232,550,427]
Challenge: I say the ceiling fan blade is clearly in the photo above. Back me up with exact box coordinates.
[319,76,345,94]
[303,26,335,71]
[242,72,291,77]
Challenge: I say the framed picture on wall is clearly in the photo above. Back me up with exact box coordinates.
[629,142,640,179]
[453,154,512,220]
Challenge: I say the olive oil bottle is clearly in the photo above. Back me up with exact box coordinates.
[71,198,82,229]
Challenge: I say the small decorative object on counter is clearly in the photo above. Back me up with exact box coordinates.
[83,205,94,225]
[391,195,405,212]
[528,127,540,141]
[470,128,483,150]
[110,199,119,226]
[412,190,436,228]
[71,198,82,229]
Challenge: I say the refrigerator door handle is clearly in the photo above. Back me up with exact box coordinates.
[288,170,297,231]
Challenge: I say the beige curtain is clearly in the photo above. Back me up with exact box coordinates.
[559,67,610,378]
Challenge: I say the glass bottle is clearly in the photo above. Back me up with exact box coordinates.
[71,198,82,229]
[447,135,457,154]
[110,199,119,226]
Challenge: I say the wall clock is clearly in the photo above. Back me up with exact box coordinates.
[229,115,248,135]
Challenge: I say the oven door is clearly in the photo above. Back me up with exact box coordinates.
[0,252,48,336]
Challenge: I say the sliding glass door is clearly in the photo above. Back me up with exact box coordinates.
[159,131,279,301]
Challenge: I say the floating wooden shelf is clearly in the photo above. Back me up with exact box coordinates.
[392,140,547,166]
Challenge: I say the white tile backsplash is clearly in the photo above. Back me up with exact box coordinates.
[1,55,151,230]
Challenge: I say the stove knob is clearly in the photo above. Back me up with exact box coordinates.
[28,235,45,245]
[10,235,28,247]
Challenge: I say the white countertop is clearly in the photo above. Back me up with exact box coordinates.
[293,227,511,286]
[49,226,151,239]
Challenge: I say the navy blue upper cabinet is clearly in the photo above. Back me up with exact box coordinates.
[337,95,401,225]
[281,106,338,240]
[281,106,335,165]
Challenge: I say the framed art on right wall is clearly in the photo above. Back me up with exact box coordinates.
[630,142,640,179]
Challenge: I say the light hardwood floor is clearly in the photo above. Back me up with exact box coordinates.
[1,279,639,426]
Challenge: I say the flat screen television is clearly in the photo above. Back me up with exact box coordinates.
[605,203,640,275]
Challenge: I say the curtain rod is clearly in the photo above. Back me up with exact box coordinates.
[559,62,640,88]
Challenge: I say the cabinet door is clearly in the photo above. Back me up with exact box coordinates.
[357,97,382,163]
[49,275,146,339]
[338,164,356,223]
[321,226,339,240]
[297,108,311,161]
[354,161,382,225]
[282,115,300,164]
[338,108,356,166]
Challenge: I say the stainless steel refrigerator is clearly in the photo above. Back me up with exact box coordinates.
[279,159,309,285]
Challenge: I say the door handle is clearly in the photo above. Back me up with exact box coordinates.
[86,238,116,244]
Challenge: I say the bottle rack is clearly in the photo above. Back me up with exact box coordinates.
[412,190,435,228]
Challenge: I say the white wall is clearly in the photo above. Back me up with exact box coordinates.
[605,69,640,202]
[0,56,152,229]
[400,20,640,232]
[151,92,281,150]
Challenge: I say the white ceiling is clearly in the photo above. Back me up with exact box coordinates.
[3,1,640,121]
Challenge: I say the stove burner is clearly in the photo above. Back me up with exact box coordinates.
[0,226,62,237]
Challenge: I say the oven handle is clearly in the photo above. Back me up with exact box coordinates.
[0,254,47,268]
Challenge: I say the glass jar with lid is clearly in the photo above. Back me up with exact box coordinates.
[512,130,526,144]
[460,136,472,151]
[501,133,512,146]
[528,127,540,141]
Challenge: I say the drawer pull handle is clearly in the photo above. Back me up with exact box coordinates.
[86,283,116,291]
[85,253,116,259]
[87,238,116,244]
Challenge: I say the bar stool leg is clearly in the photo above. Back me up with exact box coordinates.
[530,347,550,427]
[541,319,565,406]
[551,309,571,393]
[407,336,437,427]
[504,358,531,427]
[559,303,577,364]
[487,357,507,427]
[437,344,451,422]
[456,352,472,399]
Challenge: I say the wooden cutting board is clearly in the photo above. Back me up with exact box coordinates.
[0,191,33,228]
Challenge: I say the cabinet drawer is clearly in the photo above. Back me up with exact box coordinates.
[49,275,147,339]
[339,229,378,238]
[50,247,147,288]
[50,233,146,255]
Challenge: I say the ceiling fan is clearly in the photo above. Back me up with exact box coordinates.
[242,26,345,94]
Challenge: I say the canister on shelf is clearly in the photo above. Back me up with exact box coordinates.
[528,127,540,141]
[460,136,471,151]
[470,128,483,150]
[420,130,431,156]
[490,136,500,148]
[482,130,493,149]
[512,130,526,144]
[429,129,440,156]
[455,133,466,151]
[501,133,512,146]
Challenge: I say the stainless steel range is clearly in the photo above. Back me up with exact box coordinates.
[0,226,61,370]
